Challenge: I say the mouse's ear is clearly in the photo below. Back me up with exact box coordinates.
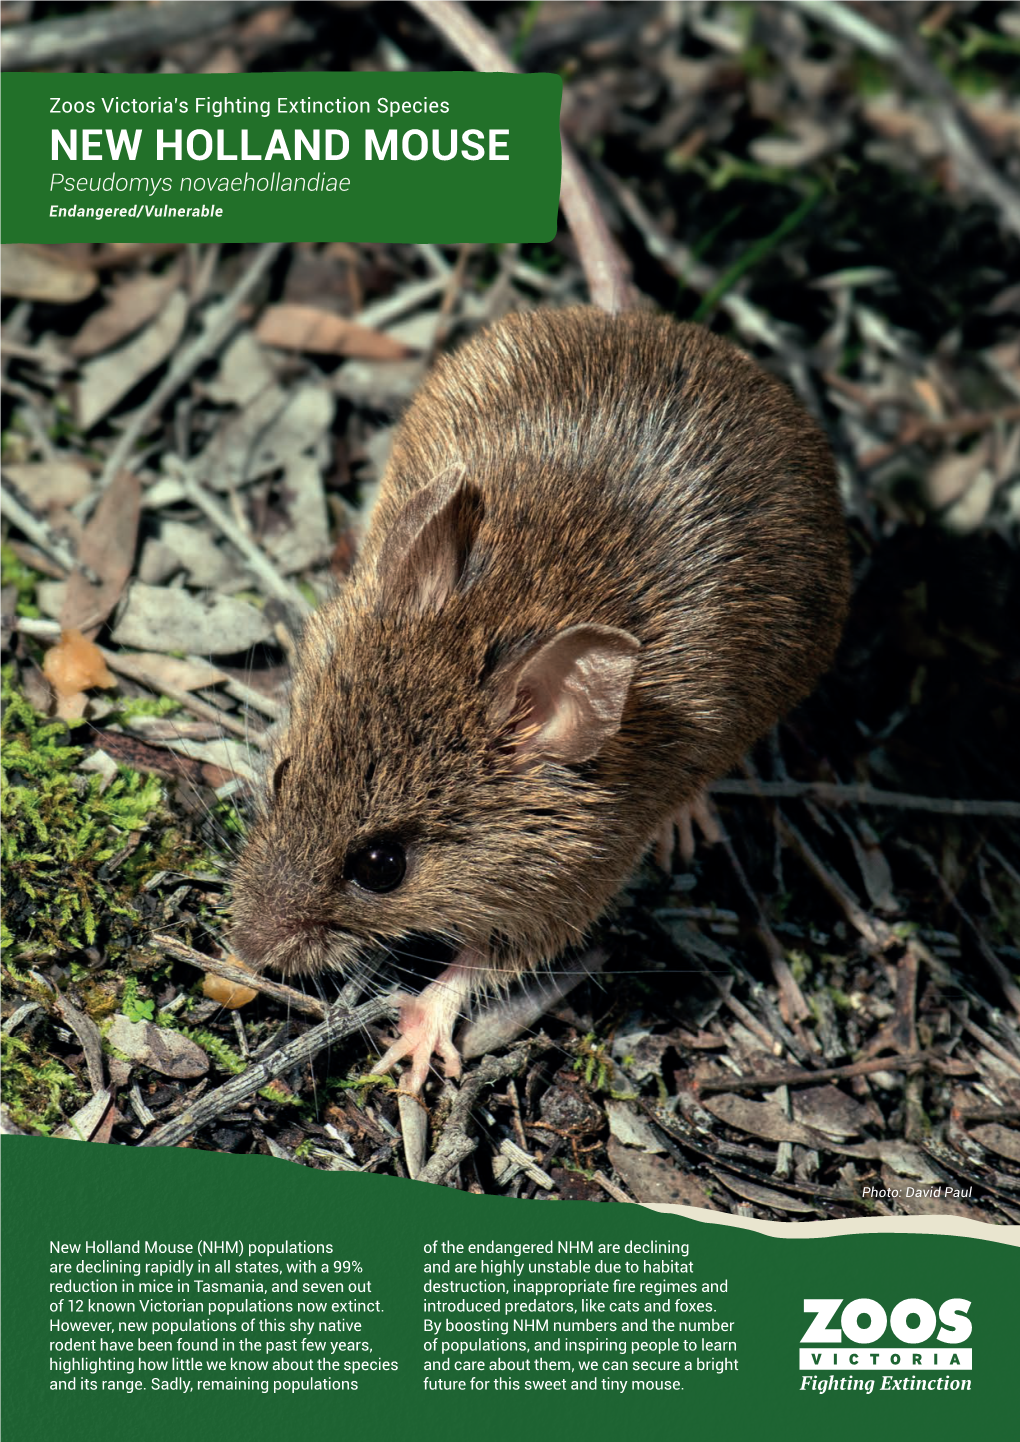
[376,471,483,616]
[501,624,640,766]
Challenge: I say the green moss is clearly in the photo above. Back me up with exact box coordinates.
[1,543,43,618]
[573,1032,612,1092]
[0,1031,85,1132]
[183,1026,295,1106]
[0,666,176,960]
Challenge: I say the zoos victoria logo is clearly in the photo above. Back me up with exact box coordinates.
[799,1298,973,1395]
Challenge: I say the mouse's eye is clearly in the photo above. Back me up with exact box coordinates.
[272,758,292,797]
[345,839,406,894]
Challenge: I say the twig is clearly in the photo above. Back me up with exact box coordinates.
[950,1009,1020,1079]
[695,1051,936,1095]
[354,274,451,330]
[424,243,476,368]
[776,811,890,950]
[788,0,1020,242]
[101,649,260,742]
[417,1038,548,1185]
[0,477,100,583]
[859,403,1020,471]
[712,778,1020,821]
[139,995,397,1148]
[716,828,811,1024]
[592,1170,634,1204]
[407,0,634,312]
[902,843,1020,1021]
[97,242,283,495]
[175,467,312,621]
[1,0,272,70]
[150,932,326,1018]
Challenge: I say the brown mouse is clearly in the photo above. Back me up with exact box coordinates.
[230,307,851,1091]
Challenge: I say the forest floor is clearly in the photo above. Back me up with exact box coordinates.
[2,0,1019,1216]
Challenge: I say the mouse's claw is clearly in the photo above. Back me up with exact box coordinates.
[375,949,482,1094]
[653,791,723,870]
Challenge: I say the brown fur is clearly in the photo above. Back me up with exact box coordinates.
[230,307,851,991]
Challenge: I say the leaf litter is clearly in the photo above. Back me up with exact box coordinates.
[0,0,1018,1214]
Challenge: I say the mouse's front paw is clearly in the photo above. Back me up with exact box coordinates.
[375,977,467,1093]
[652,791,723,870]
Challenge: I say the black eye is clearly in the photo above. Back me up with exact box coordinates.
[345,839,406,894]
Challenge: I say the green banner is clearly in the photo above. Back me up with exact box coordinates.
[0,73,562,241]
[2,1138,1015,1442]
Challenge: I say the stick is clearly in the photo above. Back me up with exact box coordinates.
[149,932,326,1018]
[407,0,634,312]
[696,1051,936,1095]
[711,778,1020,820]
[139,995,397,1148]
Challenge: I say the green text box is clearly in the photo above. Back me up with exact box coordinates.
[1,73,562,242]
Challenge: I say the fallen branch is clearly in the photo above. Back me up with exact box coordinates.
[712,778,1020,820]
[139,994,397,1148]
[407,0,634,312]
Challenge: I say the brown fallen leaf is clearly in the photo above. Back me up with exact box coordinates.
[1,461,92,512]
[607,1138,721,1209]
[700,1092,829,1147]
[60,468,141,637]
[69,266,184,359]
[0,244,97,303]
[75,289,188,430]
[105,1015,209,1079]
[968,1123,1020,1165]
[704,1167,820,1215]
[255,303,411,359]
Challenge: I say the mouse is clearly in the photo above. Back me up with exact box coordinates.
[229,306,851,1093]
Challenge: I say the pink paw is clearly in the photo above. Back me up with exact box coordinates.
[653,791,723,870]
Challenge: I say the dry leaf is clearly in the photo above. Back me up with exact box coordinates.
[120,653,226,692]
[61,469,141,637]
[0,244,97,303]
[106,1016,209,1078]
[110,581,273,655]
[607,1138,720,1209]
[605,1101,667,1153]
[705,1167,819,1214]
[194,382,334,492]
[69,267,184,359]
[260,456,331,574]
[969,1124,1020,1164]
[76,289,188,430]
[701,1092,827,1146]
[256,303,411,359]
[2,461,91,511]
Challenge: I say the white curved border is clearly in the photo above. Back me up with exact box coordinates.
[640,1204,1020,1246]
